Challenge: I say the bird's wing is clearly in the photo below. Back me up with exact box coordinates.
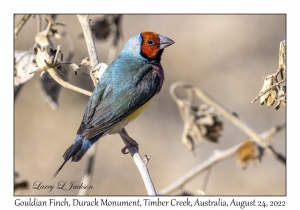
[77,64,160,139]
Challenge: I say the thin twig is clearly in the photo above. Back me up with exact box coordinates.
[47,68,92,96]
[158,121,285,195]
[251,79,286,104]
[159,144,241,195]
[201,167,212,193]
[77,15,100,85]
[14,14,31,40]
[37,15,41,33]
[44,14,56,25]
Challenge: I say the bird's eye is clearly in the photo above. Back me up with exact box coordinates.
[147,40,154,45]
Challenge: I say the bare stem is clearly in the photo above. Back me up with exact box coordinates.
[47,68,92,96]
[201,167,212,193]
[53,45,61,65]
[14,14,31,40]
[77,15,99,86]
[37,15,41,33]
[251,79,286,104]
[158,121,285,195]
[44,14,56,25]
[159,144,241,195]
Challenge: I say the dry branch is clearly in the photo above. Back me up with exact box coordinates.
[47,68,92,96]
[77,15,100,86]
[158,121,285,195]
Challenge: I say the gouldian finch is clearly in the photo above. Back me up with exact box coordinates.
[53,31,174,177]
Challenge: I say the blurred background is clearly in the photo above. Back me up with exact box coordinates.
[14,14,286,196]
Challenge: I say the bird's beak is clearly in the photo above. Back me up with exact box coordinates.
[159,35,175,50]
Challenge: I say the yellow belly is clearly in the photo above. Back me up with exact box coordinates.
[124,100,151,121]
[107,100,151,134]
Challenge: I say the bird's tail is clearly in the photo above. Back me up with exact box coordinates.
[53,134,102,178]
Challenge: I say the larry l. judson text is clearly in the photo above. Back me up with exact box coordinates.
[14,198,286,208]
[29,181,93,192]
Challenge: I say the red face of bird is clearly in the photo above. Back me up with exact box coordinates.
[140,31,175,60]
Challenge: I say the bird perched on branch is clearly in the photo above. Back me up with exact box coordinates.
[54,31,174,177]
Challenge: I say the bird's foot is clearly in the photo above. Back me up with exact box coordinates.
[119,129,139,154]
[121,139,139,154]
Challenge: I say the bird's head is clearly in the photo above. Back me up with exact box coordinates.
[121,31,175,63]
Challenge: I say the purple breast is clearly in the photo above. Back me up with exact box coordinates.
[151,63,165,94]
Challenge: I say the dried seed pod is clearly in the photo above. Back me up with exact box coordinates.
[182,103,223,152]
[194,104,223,143]
[34,45,59,70]
[170,86,223,152]
[182,123,204,151]
[91,18,111,41]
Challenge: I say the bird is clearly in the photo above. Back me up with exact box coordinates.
[53,31,174,178]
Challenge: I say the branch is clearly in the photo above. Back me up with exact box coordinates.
[14,14,31,40]
[158,121,285,195]
[120,128,157,195]
[37,15,41,33]
[170,82,285,161]
[201,167,212,193]
[159,144,241,195]
[47,68,92,96]
[77,15,100,86]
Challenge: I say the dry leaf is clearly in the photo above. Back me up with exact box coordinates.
[237,140,256,169]
[259,75,278,108]
[34,45,59,70]
[181,103,222,152]
[14,51,37,86]
[274,85,286,110]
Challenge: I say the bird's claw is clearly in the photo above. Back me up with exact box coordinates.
[121,146,130,154]
[121,141,139,154]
